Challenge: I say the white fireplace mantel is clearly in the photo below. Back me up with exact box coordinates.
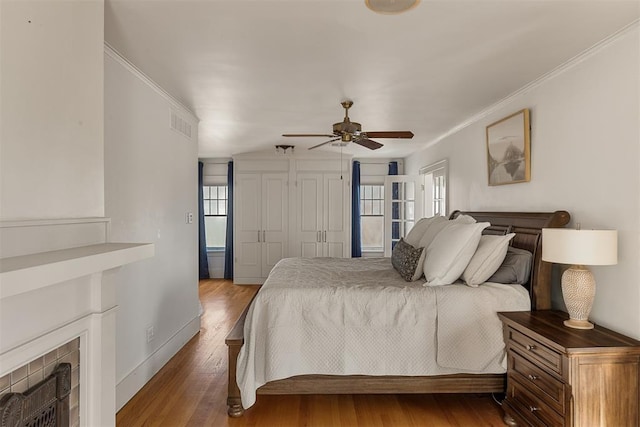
[0,243,154,299]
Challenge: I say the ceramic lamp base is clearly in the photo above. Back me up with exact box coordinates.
[563,319,594,330]
[561,265,596,330]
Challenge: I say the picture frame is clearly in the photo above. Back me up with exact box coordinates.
[486,109,530,186]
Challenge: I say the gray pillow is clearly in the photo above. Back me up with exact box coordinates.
[391,238,425,282]
[486,246,532,284]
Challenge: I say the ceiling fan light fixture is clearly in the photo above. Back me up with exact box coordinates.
[275,144,295,154]
[365,0,420,14]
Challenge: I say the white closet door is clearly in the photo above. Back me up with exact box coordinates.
[261,173,288,276]
[296,173,323,258]
[324,174,348,258]
[235,173,262,279]
[384,175,423,257]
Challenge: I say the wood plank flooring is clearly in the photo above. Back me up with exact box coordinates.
[116,279,507,426]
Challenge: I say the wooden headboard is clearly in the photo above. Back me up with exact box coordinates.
[449,210,570,310]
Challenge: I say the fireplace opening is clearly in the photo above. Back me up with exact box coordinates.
[0,363,70,427]
[0,338,80,427]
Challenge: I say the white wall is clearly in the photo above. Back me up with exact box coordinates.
[405,26,640,339]
[0,0,105,220]
[104,50,201,409]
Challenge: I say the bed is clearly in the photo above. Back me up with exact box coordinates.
[225,210,570,417]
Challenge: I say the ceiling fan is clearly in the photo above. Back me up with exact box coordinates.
[282,100,414,150]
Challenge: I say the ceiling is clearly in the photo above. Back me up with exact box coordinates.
[104,1,639,159]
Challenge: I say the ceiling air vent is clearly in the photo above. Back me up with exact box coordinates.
[170,109,193,140]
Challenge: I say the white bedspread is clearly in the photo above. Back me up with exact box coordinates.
[236,257,530,408]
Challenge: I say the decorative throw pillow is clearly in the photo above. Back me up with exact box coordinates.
[487,246,533,284]
[422,222,490,286]
[410,242,428,281]
[462,233,516,287]
[405,216,436,248]
[391,238,426,282]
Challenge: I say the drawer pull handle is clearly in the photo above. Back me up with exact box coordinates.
[528,374,539,381]
[529,406,541,412]
[526,344,536,351]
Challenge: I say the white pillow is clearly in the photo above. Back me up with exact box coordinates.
[423,222,490,286]
[417,216,449,249]
[404,216,436,248]
[453,214,477,224]
[462,233,516,287]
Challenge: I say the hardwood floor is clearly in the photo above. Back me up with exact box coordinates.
[116,279,506,426]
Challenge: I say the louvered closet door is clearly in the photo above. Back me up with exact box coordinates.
[296,173,323,258]
[235,173,262,279]
[261,173,288,276]
[323,174,348,257]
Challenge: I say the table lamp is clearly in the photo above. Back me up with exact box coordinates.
[542,228,617,329]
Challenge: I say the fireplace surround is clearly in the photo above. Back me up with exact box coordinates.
[0,218,153,427]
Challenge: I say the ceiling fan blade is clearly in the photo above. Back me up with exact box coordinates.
[308,137,341,150]
[283,133,336,138]
[354,138,383,150]
[364,131,414,139]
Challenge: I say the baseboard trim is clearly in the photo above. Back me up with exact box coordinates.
[209,268,225,279]
[115,314,201,411]
[233,278,265,285]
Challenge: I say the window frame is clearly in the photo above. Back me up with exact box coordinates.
[203,184,228,251]
[359,183,385,253]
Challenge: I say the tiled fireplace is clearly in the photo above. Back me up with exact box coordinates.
[0,339,80,426]
[0,218,153,427]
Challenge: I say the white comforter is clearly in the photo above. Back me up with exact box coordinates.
[236,257,530,408]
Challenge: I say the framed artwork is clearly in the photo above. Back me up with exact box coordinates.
[486,109,530,186]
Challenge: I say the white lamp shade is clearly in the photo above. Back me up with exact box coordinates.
[542,229,618,266]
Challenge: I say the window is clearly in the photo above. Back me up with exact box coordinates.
[360,184,384,252]
[203,185,227,249]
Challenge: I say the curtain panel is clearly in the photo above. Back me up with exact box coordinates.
[198,161,210,279]
[351,161,362,257]
[224,161,234,279]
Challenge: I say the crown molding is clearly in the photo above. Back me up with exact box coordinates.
[425,19,639,149]
[104,42,199,123]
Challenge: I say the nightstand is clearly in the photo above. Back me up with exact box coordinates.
[498,310,640,427]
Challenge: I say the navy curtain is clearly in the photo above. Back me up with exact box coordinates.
[389,161,399,249]
[224,161,234,279]
[351,161,362,257]
[388,161,398,176]
[198,162,210,279]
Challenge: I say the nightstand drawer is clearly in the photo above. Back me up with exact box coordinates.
[507,328,563,375]
[508,351,566,415]
[507,378,565,427]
